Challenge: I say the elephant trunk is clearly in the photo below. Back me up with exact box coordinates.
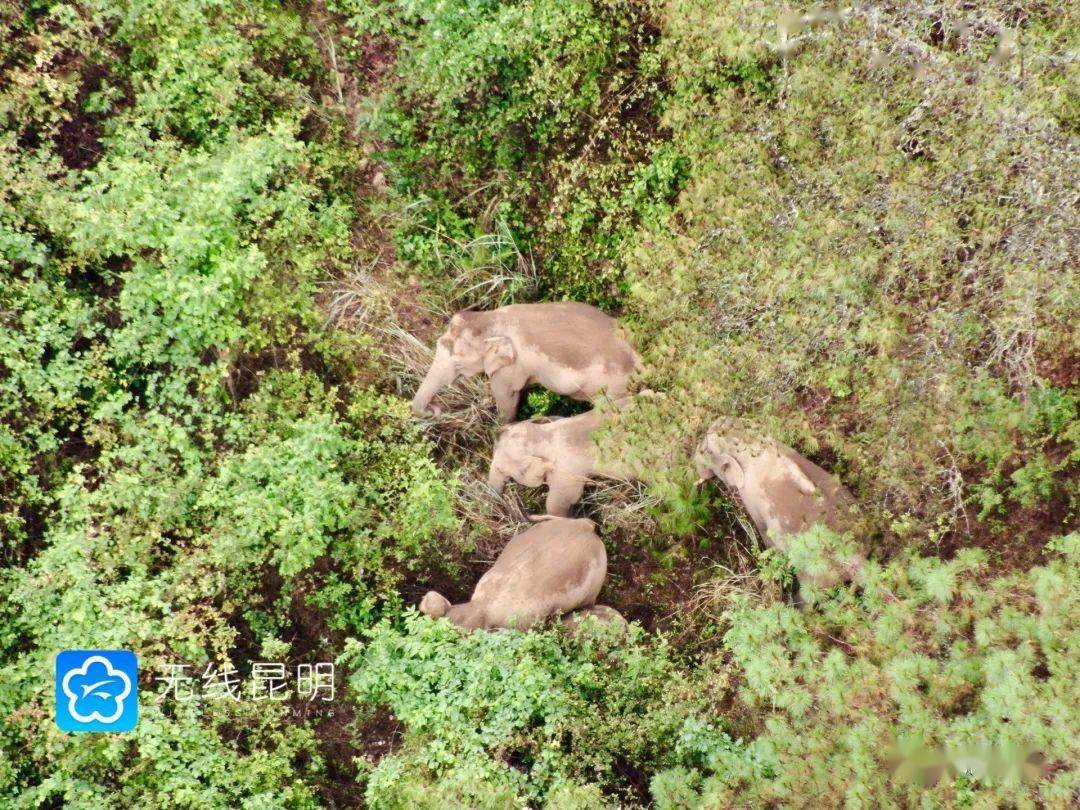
[487,463,509,493]
[419,591,451,617]
[693,452,715,485]
[412,346,457,417]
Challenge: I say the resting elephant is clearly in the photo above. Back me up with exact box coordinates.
[487,410,626,516]
[694,421,865,593]
[418,517,606,630]
[411,302,640,423]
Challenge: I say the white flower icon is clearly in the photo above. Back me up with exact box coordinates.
[61,655,133,724]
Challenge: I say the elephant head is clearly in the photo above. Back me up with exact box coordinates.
[487,421,553,493]
[418,590,450,617]
[695,429,816,497]
[411,311,515,417]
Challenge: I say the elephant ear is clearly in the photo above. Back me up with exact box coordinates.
[522,456,552,482]
[714,453,745,490]
[483,336,516,376]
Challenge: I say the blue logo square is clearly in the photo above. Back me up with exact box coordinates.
[55,650,138,732]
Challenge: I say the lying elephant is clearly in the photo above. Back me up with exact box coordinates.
[411,302,640,423]
[694,421,865,593]
[418,517,606,630]
[487,410,626,516]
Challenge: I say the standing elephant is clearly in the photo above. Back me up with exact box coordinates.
[418,517,606,630]
[411,302,640,423]
[487,409,625,516]
[694,421,865,594]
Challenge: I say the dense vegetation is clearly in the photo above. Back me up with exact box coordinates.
[2,0,1076,807]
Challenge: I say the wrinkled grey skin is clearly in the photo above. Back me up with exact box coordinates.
[487,410,626,516]
[411,303,640,423]
[694,424,865,593]
[419,517,607,630]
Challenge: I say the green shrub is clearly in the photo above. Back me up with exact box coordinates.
[658,534,1080,807]
[331,0,687,306]
[1,0,456,803]
[345,614,695,806]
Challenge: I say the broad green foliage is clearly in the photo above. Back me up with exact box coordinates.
[3,698,321,809]
[66,125,299,369]
[3,0,1077,806]
[0,276,102,549]
[345,614,694,807]
[1,0,455,804]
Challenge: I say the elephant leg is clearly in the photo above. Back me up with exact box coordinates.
[489,370,524,423]
[544,472,586,517]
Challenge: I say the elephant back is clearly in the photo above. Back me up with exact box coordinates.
[471,518,606,627]
[502,303,638,375]
[761,445,857,537]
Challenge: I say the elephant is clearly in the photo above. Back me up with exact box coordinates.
[418,517,607,630]
[694,420,865,595]
[487,409,626,516]
[411,302,641,423]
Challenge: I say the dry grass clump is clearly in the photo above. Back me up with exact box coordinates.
[327,256,561,580]
[327,263,501,454]
[381,324,498,455]
[582,478,661,534]
[453,474,534,561]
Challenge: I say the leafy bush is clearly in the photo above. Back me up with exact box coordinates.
[654,534,1080,807]
[345,614,695,806]
[1,0,455,803]
[331,0,687,305]
[3,0,1077,806]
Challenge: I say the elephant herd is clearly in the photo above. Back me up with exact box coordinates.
[411,302,865,631]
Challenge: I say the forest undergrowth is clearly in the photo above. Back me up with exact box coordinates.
[1,0,1076,807]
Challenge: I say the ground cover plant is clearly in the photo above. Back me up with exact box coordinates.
[1,0,1077,807]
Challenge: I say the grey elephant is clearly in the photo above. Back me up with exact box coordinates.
[487,409,626,516]
[411,302,640,423]
[694,420,865,594]
[418,517,607,630]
